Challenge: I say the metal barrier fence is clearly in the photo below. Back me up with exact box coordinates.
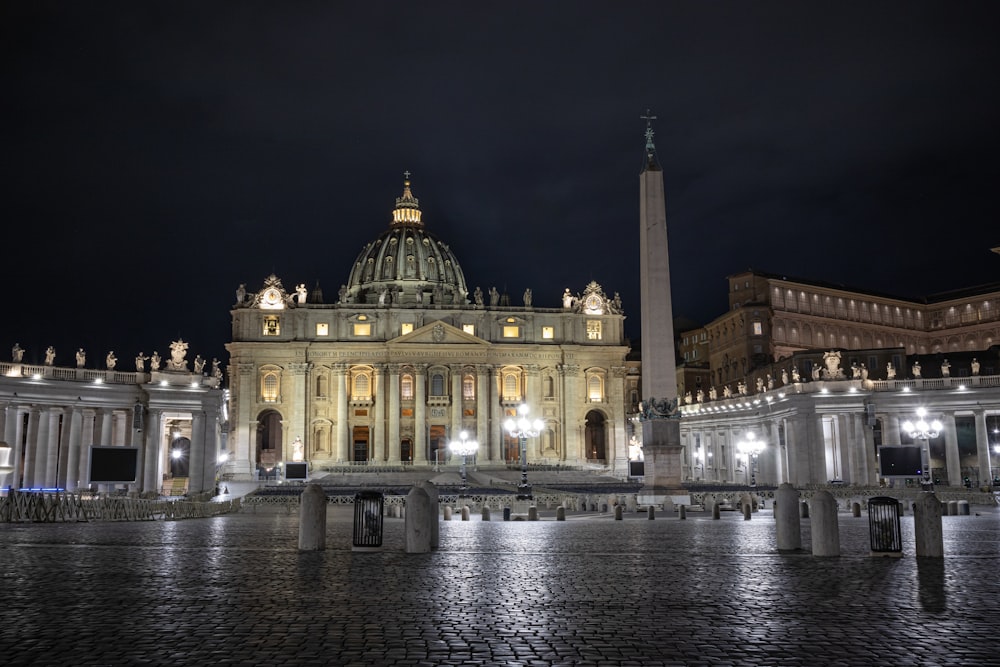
[0,490,240,523]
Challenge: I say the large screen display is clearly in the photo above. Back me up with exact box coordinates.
[89,446,139,483]
[878,445,924,477]
[284,462,308,480]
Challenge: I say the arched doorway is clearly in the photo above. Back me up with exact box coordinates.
[256,410,283,478]
[169,437,191,477]
[585,410,607,463]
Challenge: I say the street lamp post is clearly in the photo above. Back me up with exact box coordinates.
[448,430,479,497]
[902,407,943,491]
[504,404,544,501]
[737,432,765,487]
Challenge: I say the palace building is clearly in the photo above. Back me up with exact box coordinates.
[224,178,632,480]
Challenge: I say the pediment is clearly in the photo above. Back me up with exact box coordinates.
[389,321,489,346]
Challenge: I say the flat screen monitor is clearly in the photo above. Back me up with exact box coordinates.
[284,462,308,480]
[878,445,924,477]
[89,446,139,483]
[628,460,645,478]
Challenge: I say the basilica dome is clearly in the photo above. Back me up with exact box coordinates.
[343,178,469,306]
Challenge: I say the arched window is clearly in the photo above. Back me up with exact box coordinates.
[262,372,279,403]
[588,375,603,402]
[503,373,520,401]
[353,374,370,400]
[544,375,554,398]
[430,373,445,396]
[462,374,475,400]
[401,374,414,400]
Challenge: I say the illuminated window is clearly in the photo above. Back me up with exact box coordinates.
[353,323,371,336]
[401,323,414,335]
[462,324,475,335]
[588,375,603,401]
[316,323,329,336]
[400,374,413,399]
[261,372,279,402]
[463,374,475,399]
[263,316,280,336]
[503,326,520,338]
[352,373,371,400]
[586,320,602,340]
[503,373,520,401]
[752,321,762,336]
[542,326,554,339]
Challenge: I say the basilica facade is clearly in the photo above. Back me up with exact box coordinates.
[224,179,631,479]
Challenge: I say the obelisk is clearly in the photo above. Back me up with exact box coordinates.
[637,111,687,506]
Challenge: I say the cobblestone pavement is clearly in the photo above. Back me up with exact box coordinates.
[2,504,999,666]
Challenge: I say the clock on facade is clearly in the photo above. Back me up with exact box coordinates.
[262,288,282,306]
[584,294,603,313]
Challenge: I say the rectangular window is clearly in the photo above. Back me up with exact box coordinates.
[263,316,280,336]
[502,326,520,338]
[353,323,371,336]
[462,324,475,335]
[752,321,763,336]
[400,323,414,335]
[586,320,602,340]
[315,323,329,336]
[542,326,554,339]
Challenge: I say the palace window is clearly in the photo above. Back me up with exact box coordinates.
[586,320,602,340]
[401,323,414,335]
[752,321,762,336]
[542,326,554,339]
[315,322,329,336]
[430,372,446,396]
[462,324,475,335]
[261,371,280,403]
[503,325,520,338]
[263,316,280,336]
[502,373,521,401]
[352,373,371,400]
[353,323,371,336]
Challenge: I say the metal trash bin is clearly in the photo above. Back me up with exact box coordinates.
[353,491,384,551]
[868,496,902,557]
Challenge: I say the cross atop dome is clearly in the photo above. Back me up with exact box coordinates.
[393,171,422,226]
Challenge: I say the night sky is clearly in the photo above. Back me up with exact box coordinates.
[3,2,999,372]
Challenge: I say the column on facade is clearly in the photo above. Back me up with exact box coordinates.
[143,409,162,494]
[475,365,491,462]
[490,368,503,463]
[42,408,62,487]
[833,414,850,483]
[188,411,208,494]
[63,408,84,491]
[113,410,128,446]
[849,412,877,486]
[413,364,427,464]
[289,362,309,456]
[79,410,96,489]
[762,420,781,485]
[450,366,463,460]
[334,363,349,463]
[974,410,992,486]
[525,365,541,460]
[22,407,43,488]
[99,409,113,446]
[610,366,628,474]
[942,412,961,486]
[387,364,401,463]
[235,362,256,475]
[559,364,581,463]
[373,364,386,462]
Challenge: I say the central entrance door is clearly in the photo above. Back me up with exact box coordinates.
[352,426,370,462]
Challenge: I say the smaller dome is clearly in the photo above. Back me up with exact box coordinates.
[343,177,469,306]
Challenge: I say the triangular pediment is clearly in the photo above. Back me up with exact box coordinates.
[389,320,489,346]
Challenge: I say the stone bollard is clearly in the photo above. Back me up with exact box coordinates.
[775,483,802,553]
[743,502,752,521]
[958,500,970,516]
[556,506,566,521]
[404,486,432,553]
[503,507,511,521]
[712,503,721,520]
[601,503,608,513]
[482,506,491,521]
[626,495,638,513]
[946,500,958,516]
[417,481,440,549]
[800,500,810,518]
[913,493,944,558]
[461,505,470,521]
[810,490,840,557]
[614,504,623,520]
[298,483,327,551]
[647,505,655,520]
[528,506,538,521]
[443,505,453,521]
[852,502,861,518]
[679,505,686,520]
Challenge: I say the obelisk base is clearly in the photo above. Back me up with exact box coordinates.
[637,419,690,509]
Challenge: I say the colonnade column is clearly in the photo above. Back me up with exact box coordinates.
[143,409,162,494]
[942,412,961,486]
[974,410,992,486]
[188,411,207,493]
[3,403,25,489]
[64,408,84,491]
[882,414,901,448]
[413,364,427,464]
[334,364,349,463]
[450,366,463,454]
[373,364,386,462]
[490,368,503,462]
[475,365,491,462]
[79,410,96,489]
[388,364,401,463]
[40,408,61,487]
[525,365,541,459]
